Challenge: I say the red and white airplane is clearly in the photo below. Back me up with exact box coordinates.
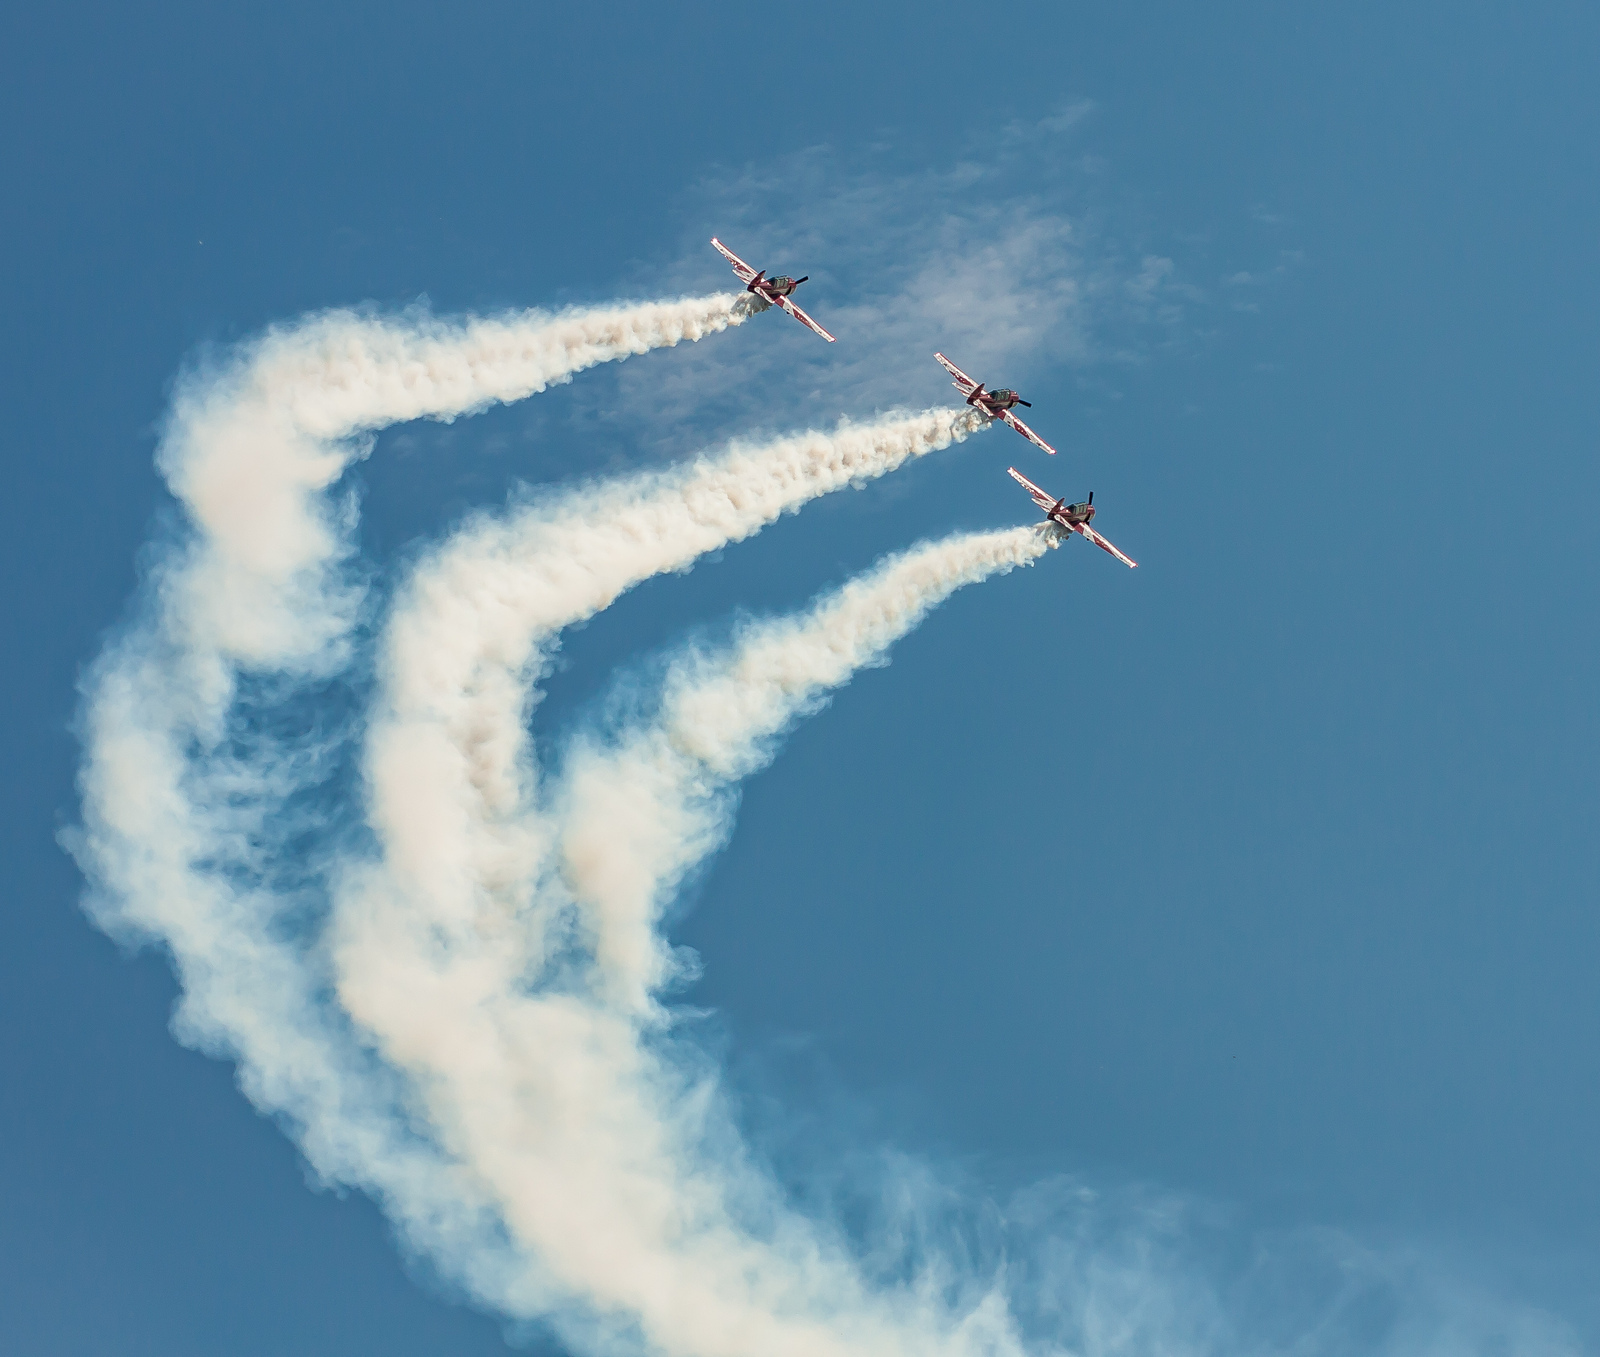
[1008,467,1138,568]
[935,353,1057,455]
[711,238,836,343]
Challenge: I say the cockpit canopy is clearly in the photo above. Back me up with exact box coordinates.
[768,275,794,290]
[991,388,1017,404]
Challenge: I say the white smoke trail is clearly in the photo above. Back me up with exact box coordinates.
[70,293,765,1311]
[161,294,760,671]
[328,526,1057,1357]
[80,290,758,933]
[559,524,1060,1010]
[317,403,995,1332]
[354,405,992,1003]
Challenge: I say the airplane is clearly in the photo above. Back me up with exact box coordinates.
[934,353,1057,454]
[1008,466,1138,568]
[710,238,836,342]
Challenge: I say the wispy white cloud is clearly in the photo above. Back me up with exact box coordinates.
[998,1179,1584,1357]
[586,134,1185,453]
[1224,248,1304,293]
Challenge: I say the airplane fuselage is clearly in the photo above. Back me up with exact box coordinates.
[748,271,802,299]
[969,386,1024,415]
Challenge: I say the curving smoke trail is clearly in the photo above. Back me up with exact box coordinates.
[79,289,760,956]
[328,523,1057,1357]
[70,292,772,1308]
[559,524,1061,1010]
[161,295,761,669]
[322,408,1006,1341]
[354,405,992,1006]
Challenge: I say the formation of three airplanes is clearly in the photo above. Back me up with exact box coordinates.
[712,237,1138,570]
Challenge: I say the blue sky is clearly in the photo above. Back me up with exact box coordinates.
[4,1,1600,1352]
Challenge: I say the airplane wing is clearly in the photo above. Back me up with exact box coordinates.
[775,293,837,342]
[998,408,1058,455]
[934,352,980,396]
[1078,523,1138,569]
[710,237,758,284]
[1006,466,1058,512]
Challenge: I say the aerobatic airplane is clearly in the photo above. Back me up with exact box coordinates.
[934,353,1057,455]
[711,238,836,342]
[1008,467,1138,568]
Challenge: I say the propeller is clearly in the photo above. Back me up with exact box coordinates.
[1017,399,1032,407]
[794,276,808,285]
[1088,490,1094,505]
